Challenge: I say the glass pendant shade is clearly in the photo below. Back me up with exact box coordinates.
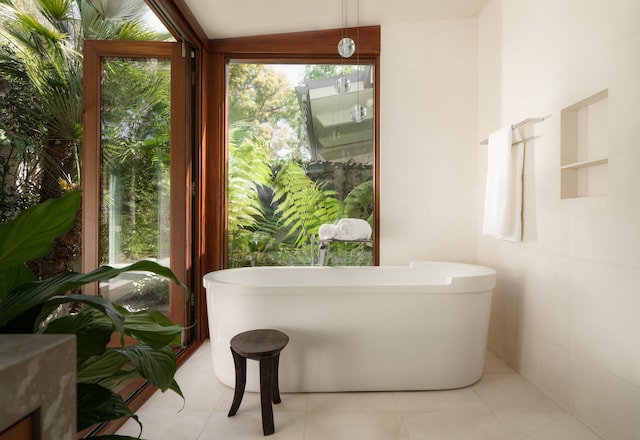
[337,37,356,58]
[350,104,367,123]
[335,76,351,93]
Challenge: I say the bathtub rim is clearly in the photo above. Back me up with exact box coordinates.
[203,260,496,294]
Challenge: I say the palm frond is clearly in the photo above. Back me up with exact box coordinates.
[86,0,147,21]
[35,0,75,27]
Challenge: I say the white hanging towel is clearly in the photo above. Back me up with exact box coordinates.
[336,218,372,240]
[482,127,525,242]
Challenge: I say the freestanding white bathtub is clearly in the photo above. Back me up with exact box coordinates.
[203,261,496,392]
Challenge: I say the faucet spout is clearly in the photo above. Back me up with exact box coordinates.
[317,240,330,266]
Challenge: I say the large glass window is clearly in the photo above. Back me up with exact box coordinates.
[227,62,374,267]
[99,57,171,313]
[83,40,191,331]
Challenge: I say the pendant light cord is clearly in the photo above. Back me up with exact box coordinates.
[356,0,360,109]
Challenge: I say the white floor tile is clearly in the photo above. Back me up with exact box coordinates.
[393,388,491,413]
[523,413,603,440]
[304,412,409,440]
[307,392,397,412]
[402,412,512,440]
[143,372,226,412]
[494,412,564,439]
[473,373,564,413]
[198,411,305,440]
[215,389,308,413]
[177,340,214,374]
[114,343,601,440]
[117,408,211,439]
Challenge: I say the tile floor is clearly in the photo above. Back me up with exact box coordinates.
[117,340,602,439]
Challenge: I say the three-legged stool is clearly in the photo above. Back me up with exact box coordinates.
[227,329,289,436]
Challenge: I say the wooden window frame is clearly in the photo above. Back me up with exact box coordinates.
[82,40,192,329]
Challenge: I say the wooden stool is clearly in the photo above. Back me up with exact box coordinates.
[227,329,289,436]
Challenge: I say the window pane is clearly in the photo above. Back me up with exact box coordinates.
[99,57,171,312]
[227,63,374,267]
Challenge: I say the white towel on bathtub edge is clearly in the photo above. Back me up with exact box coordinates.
[336,218,372,240]
[482,127,524,242]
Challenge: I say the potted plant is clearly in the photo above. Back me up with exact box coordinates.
[0,190,187,439]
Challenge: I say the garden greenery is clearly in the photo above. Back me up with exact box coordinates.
[0,190,186,439]
[227,123,374,267]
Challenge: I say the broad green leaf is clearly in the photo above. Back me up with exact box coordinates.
[88,363,183,395]
[39,293,124,333]
[93,368,142,390]
[112,344,177,391]
[77,351,127,383]
[42,306,114,359]
[0,264,34,300]
[0,190,81,269]
[1,261,186,330]
[77,383,141,432]
[169,378,184,400]
[0,305,43,333]
[120,308,183,348]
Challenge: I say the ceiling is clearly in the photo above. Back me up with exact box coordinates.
[181,0,490,39]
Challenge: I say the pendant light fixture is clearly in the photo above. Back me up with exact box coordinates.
[337,38,356,58]
[349,0,366,123]
[336,0,366,123]
[335,0,352,94]
[337,0,355,58]
[335,75,351,93]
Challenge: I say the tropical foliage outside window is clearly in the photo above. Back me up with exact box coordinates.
[98,56,172,314]
[0,0,172,282]
[227,63,374,267]
[0,0,172,306]
[0,1,185,436]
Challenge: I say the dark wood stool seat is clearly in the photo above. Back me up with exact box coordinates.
[227,329,289,436]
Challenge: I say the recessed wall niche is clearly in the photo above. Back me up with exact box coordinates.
[561,89,609,199]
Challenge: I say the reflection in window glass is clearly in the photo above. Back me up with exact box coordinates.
[227,63,374,267]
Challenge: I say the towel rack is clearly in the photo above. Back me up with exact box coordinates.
[480,116,550,145]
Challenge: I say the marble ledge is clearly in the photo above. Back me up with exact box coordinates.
[0,334,76,440]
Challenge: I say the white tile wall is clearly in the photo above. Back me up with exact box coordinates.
[379,19,478,266]
[478,1,640,438]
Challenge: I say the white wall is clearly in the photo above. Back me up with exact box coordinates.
[477,1,640,439]
[379,19,478,265]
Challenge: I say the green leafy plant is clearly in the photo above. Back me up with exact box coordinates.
[272,160,342,246]
[342,180,374,223]
[0,190,187,439]
[0,0,172,283]
[227,124,273,234]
